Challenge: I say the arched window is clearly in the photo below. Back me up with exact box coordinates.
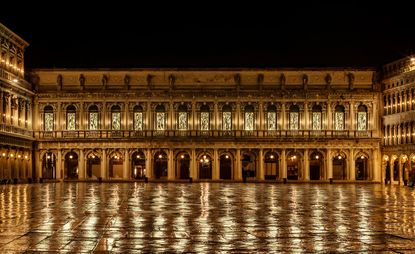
[312,104,322,130]
[155,104,166,130]
[289,105,299,130]
[244,105,254,131]
[44,105,54,131]
[266,104,277,130]
[200,104,210,131]
[334,105,345,130]
[88,105,99,130]
[357,105,368,131]
[66,105,76,130]
[111,105,121,130]
[133,105,143,131]
[222,104,232,131]
[178,104,188,130]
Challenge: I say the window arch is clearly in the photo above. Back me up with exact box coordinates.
[266,104,277,130]
[222,104,232,131]
[178,104,188,130]
[155,104,166,130]
[334,105,345,130]
[133,105,143,131]
[244,105,254,131]
[66,105,76,130]
[200,104,210,131]
[289,105,299,130]
[43,105,54,131]
[88,105,99,130]
[111,105,121,130]
[312,104,322,130]
[357,104,368,131]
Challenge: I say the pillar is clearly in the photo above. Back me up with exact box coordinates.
[235,149,241,180]
[303,102,308,130]
[79,149,85,180]
[56,150,62,179]
[304,149,310,180]
[373,149,380,182]
[123,149,129,179]
[327,103,332,130]
[349,149,355,180]
[399,158,404,185]
[281,149,287,179]
[101,149,107,179]
[191,149,196,179]
[236,102,241,130]
[213,149,219,180]
[389,159,394,183]
[281,103,286,130]
[168,149,174,180]
[214,102,219,131]
[349,102,354,131]
[258,149,264,180]
[258,102,264,131]
[145,149,152,178]
[327,149,333,179]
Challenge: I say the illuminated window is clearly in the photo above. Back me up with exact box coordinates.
[222,105,232,131]
[133,105,143,131]
[44,105,54,131]
[312,104,322,130]
[155,104,166,130]
[289,105,299,130]
[357,105,367,131]
[267,105,277,130]
[200,104,210,131]
[111,105,121,130]
[88,105,99,130]
[244,105,254,131]
[66,105,76,130]
[178,104,188,130]
[334,105,345,130]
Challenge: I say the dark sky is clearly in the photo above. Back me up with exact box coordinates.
[2,2,415,69]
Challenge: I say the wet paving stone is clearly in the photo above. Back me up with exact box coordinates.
[0,183,415,252]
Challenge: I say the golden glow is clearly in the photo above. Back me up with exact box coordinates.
[360,155,364,159]
[270,155,274,159]
[17,155,21,158]
[225,155,229,159]
[69,155,73,159]
[10,154,14,157]
[338,155,342,159]
[137,155,140,159]
[315,155,319,159]
[2,153,5,157]
[91,155,95,158]
[24,155,28,159]
[158,154,162,159]
[47,155,50,159]
[181,154,185,159]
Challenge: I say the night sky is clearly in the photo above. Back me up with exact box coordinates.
[2,2,415,70]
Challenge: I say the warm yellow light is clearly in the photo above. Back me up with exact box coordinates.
[181,155,185,159]
[315,155,319,159]
[292,155,296,160]
[17,155,21,158]
[203,155,206,159]
[158,154,162,159]
[92,155,95,158]
[270,155,274,159]
[137,155,140,159]
[69,155,73,159]
[338,155,342,159]
[2,153,5,157]
[10,154,14,157]
[225,155,229,159]
[205,159,209,163]
[360,155,364,159]
[200,159,204,163]
[24,155,28,159]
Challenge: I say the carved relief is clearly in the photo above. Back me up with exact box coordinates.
[280,73,286,89]
[124,74,130,89]
[102,74,108,89]
[302,74,308,89]
[325,73,332,88]
[79,74,85,90]
[348,73,355,90]
[56,74,63,91]
[168,74,176,90]
[147,74,153,89]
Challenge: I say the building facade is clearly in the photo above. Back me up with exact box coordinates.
[5,21,413,184]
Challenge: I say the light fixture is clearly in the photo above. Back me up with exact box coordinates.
[361,155,364,159]
[24,155,28,159]
[10,154,14,157]
[92,155,95,158]
[292,155,296,160]
[12,79,18,83]
[200,159,204,163]
[270,155,274,159]
[17,155,21,158]
[315,155,319,159]
[338,155,342,159]
[158,154,162,159]
[181,154,185,159]
[47,155,50,159]
[69,155,73,159]
[2,153,5,157]
[225,155,229,159]
[137,155,140,159]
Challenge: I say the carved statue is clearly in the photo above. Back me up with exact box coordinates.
[257,74,264,91]
[124,74,131,89]
[147,74,153,89]
[234,73,241,85]
[101,74,108,89]
[302,74,308,89]
[57,74,63,91]
[348,73,354,90]
[168,74,176,90]
[325,73,332,87]
[280,73,286,89]
[79,74,85,89]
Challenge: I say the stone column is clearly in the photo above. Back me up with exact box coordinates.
[56,149,62,179]
[101,149,107,179]
[303,102,308,130]
[373,149,380,182]
[236,102,241,130]
[389,159,394,183]
[21,99,26,128]
[145,149,152,179]
[349,149,355,180]
[235,149,241,180]
[281,103,286,130]
[349,102,354,131]
[123,149,129,179]
[169,102,174,130]
[191,101,196,131]
[327,149,333,179]
[147,102,151,130]
[213,149,219,180]
[327,103,332,130]
[168,149,174,180]
[258,149,264,180]
[259,102,264,131]
[214,102,219,131]
[281,149,287,179]
[304,149,310,180]
[79,102,84,130]
[191,149,196,179]
[36,150,42,180]
[399,158,404,185]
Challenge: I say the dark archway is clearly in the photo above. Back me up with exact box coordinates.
[242,153,256,178]
[355,156,368,180]
[220,154,232,179]
[87,154,100,178]
[132,151,146,179]
[176,152,190,179]
[42,152,56,179]
[65,151,78,179]
[333,155,347,180]
[154,151,168,179]
[199,154,212,179]
[310,151,323,180]
[264,152,279,180]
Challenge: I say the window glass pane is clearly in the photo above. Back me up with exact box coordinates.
[134,112,143,131]
[89,112,98,130]
[201,112,210,131]
[67,112,76,130]
[357,112,367,130]
[223,112,232,130]
[44,113,54,131]
[178,112,187,130]
[112,112,121,130]
[335,112,344,130]
[267,112,276,130]
[312,112,321,130]
[245,112,254,130]
[156,112,165,130]
[289,112,299,130]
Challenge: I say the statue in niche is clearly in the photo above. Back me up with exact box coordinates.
[124,74,131,89]
[325,73,332,88]
[79,74,85,90]
[348,73,355,90]
[234,73,241,85]
[147,74,153,90]
[168,74,176,90]
[257,74,264,90]
[57,74,63,91]
[302,74,308,89]
[101,74,108,89]
[280,73,286,89]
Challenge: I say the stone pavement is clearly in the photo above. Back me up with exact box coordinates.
[0,183,414,253]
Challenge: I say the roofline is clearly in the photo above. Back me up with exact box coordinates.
[0,22,29,48]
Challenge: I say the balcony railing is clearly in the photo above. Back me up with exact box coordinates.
[0,123,33,138]
[35,129,374,139]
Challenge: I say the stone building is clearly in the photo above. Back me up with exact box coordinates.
[3,21,410,184]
